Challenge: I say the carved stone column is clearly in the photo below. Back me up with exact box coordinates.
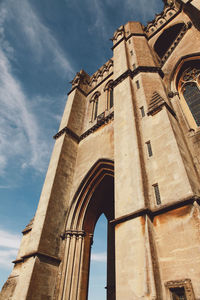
[78,233,93,300]
[58,230,85,300]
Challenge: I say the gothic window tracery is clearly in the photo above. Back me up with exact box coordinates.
[178,63,200,127]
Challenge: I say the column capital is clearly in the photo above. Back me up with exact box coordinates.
[61,229,85,240]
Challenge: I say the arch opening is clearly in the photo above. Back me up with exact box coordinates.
[154,23,185,59]
[88,214,107,300]
[83,174,115,300]
[62,159,115,300]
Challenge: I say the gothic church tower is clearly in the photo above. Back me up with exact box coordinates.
[1,0,200,299]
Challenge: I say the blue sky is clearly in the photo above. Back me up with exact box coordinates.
[0,0,164,297]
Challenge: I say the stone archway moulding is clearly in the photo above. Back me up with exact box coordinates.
[58,158,114,300]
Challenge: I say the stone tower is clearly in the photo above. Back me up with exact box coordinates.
[1,0,200,299]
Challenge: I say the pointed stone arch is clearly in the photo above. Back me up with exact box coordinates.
[170,54,200,129]
[154,23,185,59]
[59,159,115,300]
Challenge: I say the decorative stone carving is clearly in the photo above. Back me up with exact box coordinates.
[97,111,105,125]
[61,230,85,240]
[144,3,178,37]
[70,71,88,88]
[168,91,179,98]
[89,59,113,86]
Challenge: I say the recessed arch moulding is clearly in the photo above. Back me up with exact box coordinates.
[58,159,115,300]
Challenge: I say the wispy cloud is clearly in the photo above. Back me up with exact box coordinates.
[0,5,14,58]
[0,230,20,249]
[0,249,18,269]
[0,48,50,174]
[124,0,163,23]
[0,185,13,189]
[91,252,107,262]
[0,0,71,176]
[84,0,163,41]
[87,0,109,40]
[3,0,75,77]
[0,229,20,269]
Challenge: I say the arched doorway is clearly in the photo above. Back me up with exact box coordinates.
[59,159,115,300]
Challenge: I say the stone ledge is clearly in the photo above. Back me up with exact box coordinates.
[13,251,61,265]
[53,111,114,142]
[110,194,200,225]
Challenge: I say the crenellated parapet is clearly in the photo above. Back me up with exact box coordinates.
[144,3,180,39]
[89,59,113,86]
[68,59,113,97]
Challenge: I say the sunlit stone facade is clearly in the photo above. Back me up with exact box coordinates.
[1,0,200,299]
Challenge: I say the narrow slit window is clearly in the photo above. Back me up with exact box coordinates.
[136,80,140,89]
[130,50,133,56]
[94,100,98,120]
[90,92,100,122]
[133,63,136,70]
[109,88,114,109]
[128,39,131,44]
[140,106,145,117]
[106,83,114,110]
[153,184,161,205]
[146,141,153,157]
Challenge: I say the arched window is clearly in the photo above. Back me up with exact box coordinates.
[104,80,114,110]
[177,60,200,128]
[108,87,114,109]
[154,23,185,59]
[90,92,100,122]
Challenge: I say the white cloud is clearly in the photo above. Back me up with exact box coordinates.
[91,252,107,262]
[0,249,18,269]
[0,0,75,176]
[0,229,20,269]
[0,230,20,249]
